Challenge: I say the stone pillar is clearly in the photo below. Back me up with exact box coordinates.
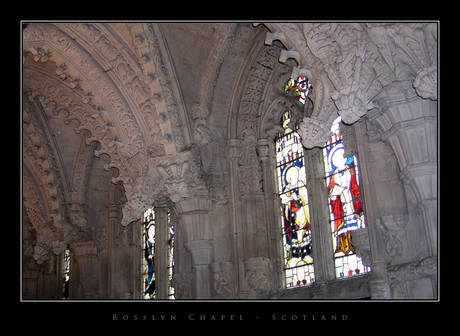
[368,92,437,256]
[175,192,213,299]
[69,241,99,299]
[154,207,169,299]
[185,239,213,299]
[107,204,118,298]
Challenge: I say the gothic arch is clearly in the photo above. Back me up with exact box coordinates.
[23,22,197,226]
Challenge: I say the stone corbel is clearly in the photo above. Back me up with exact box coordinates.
[331,83,374,125]
[298,115,332,149]
[256,139,270,161]
[243,257,271,298]
[350,228,372,267]
[375,214,408,259]
[413,66,437,100]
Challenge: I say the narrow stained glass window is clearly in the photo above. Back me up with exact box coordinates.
[142,208,156,299]
[276,111,314,288]
[285,75,311,105]
[167,212,175,299]
[62,249,70,299]
[323,116,370,279]
[142,208,175,300]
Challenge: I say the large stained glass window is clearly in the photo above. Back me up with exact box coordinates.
[142,208,156,299]
[285,75,311,105]
[323,116,370,279]
[276,111,314,288]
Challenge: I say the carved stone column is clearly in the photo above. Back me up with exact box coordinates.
[69,241,99,299]
[175,192,213,299]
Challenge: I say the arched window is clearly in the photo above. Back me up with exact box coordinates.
[323,116,370,278]
[276,75,370,290]
[275,110,314,288]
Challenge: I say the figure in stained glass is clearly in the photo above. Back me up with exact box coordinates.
[323,116,369,278]
[167,214,175,299]
[276,110,314,287]
[143,209,156,299]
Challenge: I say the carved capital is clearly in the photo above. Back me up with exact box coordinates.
[184,240,213,266]
[156,151,206,203]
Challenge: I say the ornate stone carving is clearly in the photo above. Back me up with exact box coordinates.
[227,139,242,164]
[375,214,408,259]
[172,272,193,299]
[243,257,271,293]
[387,255,437,299]
[413,66,437,100]
[210,262,235,298]
[239,127,262,194]
[298,115,332,149]
[156,151,207,203]
[350,228,371,267]
[331,84,374,124]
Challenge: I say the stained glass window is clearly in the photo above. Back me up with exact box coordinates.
[142,208,175,300]
[167,212,175,299]
[62,249,70,299]
[276,111,314,288]
[142,208,156,299]
[323,116,370,279]
[285,75,311,105]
